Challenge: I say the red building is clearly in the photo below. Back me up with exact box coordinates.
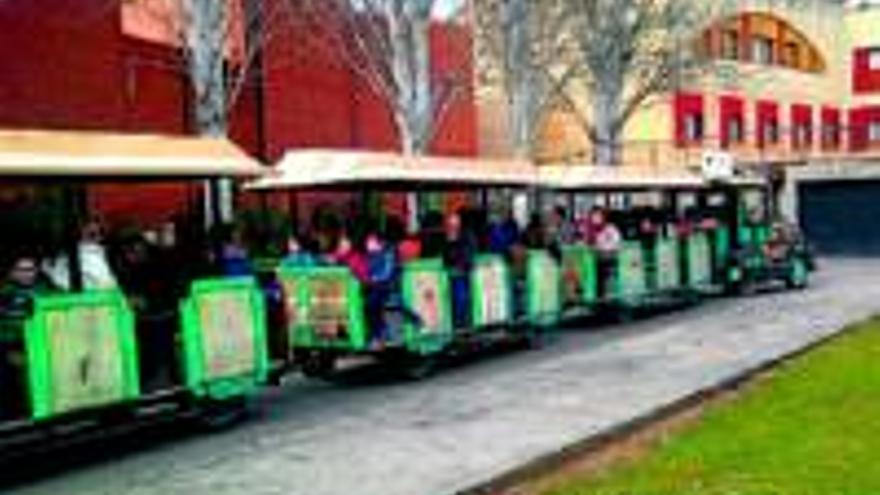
[0,0,478,225]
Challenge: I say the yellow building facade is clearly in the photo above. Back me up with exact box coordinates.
[478,0,880,169]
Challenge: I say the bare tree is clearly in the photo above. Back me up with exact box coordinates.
[562,0,735,165]
[129,0,285,221]
[292,0,470,156]
[473,0,576,159]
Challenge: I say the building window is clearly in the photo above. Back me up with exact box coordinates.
[822,122,840,147]
[869,121,880,143]
[794,124,812,148]
[725,117,744,145]
[783,42,800,68]
[763,119,780,145]
[722,30,740,60]
[684,113,704,141]
[870,49,880,71]
[752,36,775,65]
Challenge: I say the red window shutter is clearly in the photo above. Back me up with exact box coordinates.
[820,107,841,150]
[719,95,745,149]
[673,92,704,147]
[791,104,813,149]
[756,100,779,148]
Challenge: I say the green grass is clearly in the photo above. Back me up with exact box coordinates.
[539,321,880,495]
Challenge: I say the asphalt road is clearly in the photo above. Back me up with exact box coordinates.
[7,258,880,495]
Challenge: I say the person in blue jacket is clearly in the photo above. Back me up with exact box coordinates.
[364,229,400,345]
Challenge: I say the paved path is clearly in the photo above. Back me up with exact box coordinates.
[10,259,880,495]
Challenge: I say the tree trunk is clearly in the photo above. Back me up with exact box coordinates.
[387,0,433,157]
[186,0,233,226]
[593,83,621,166]
[386,0,434,229]
[502,0,537,160]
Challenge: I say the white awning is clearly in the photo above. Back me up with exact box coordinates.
[0,129,265,178]
[248,149,540,190]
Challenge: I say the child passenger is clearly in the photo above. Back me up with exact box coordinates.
[364,231,400,343]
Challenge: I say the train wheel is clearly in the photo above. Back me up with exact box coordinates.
[400,354,439,381]
[786,258,809,290]
[300,352,337,380]
[197,397,251,431]
[523,328,545,350]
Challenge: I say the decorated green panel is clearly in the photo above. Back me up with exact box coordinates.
[687,232,713,288]
[526,250,562,326]
[278,268,309,343]
[654,237,681,291]
[401,259,453,354]
[561,245,598,307]
[471,255,513,328]
[615,242,648,304]
[310,270,366,347]
[280,267,368,351]
[25,291,139,420]
[180,278,268,400]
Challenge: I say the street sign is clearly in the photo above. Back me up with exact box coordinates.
[701,151,735,182]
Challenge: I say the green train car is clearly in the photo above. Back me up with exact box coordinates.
[0,131,269,455]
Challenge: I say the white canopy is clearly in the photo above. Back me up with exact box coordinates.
[248,149,540,190]
[538,164,764,190]
[249,149,764,192]
[0,129,265,178]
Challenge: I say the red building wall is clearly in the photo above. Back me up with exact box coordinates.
[0,1,478,228]
[261,13,478,161]
[0,0,126,131]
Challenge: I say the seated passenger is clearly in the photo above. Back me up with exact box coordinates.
[281,234,319,268]
[331,233,368,283]
[444,212,477,328]
[398,233,422,264]
[386,216,421,264]
[676,216,695,237]
[522,213,546,250]
[0,254,47,420]
[213,223,254,277]
[638,217,658,245]
[419,211,446,259]
[488,208,520,257]
[579,207,604,246]
[44,218,118,291]
[589,208,622,299]
[547,206,576,250]
[113,233,153,311]
[0,255,50,318]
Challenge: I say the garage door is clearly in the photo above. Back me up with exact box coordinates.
[799,180,880,255]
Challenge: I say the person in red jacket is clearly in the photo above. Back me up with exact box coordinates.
[330,233,368,283]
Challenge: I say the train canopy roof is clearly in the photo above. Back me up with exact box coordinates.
[248,149,540,190]
[0,129,265,178]
[538,164,765,190]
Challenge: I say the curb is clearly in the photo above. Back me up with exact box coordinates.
[457,319,865,495]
